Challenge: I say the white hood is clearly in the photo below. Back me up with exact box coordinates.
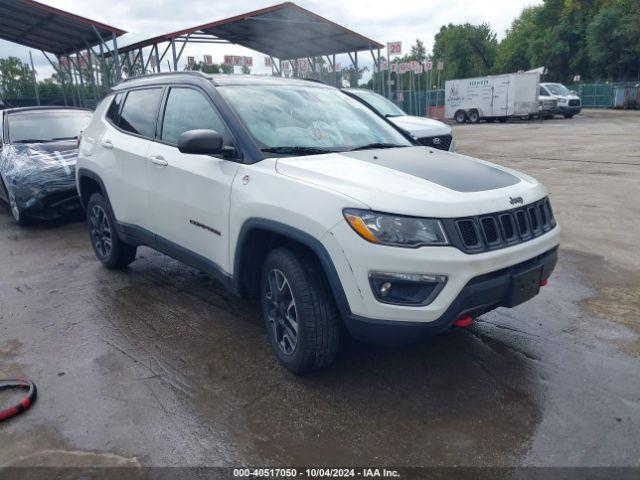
[276,147,546,218]
[388,115,452,138]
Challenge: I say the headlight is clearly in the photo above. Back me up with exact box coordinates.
[343,209,448,247]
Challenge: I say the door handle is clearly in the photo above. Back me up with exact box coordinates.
[100,139,113,149]
[149,155,168,167]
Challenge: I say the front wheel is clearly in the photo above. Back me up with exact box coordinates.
[261,247,340,374]
[87,193,137,270]
[8,190,30,226]
[563,113,574,119]
[454,110,467,124]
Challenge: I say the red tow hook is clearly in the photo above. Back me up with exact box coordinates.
[540,278,549,287]
[453,315,474,328]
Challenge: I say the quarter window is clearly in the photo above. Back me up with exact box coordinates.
[106,93,123,125]
[161,87,225,145]
[118,88,163,138]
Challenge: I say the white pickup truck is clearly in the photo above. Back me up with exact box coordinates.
[540,83,582,118]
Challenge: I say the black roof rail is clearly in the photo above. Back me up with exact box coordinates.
[118,71,210,84]
[301,78,329,86]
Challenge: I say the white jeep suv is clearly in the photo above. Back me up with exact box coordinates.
[77,73,560,373]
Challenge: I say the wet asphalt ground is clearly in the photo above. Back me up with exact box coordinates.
[0,110,639,468]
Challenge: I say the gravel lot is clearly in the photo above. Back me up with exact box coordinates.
[1,109,638,468]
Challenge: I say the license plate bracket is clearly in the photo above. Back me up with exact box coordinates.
[505,266,543,307]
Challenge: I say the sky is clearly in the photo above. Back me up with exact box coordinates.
[0,0,542,80]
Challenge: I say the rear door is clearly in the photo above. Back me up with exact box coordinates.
[491,76,511,116]
[146,85,240,274]
[100,87,163,231]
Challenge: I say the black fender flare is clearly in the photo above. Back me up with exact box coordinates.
[233,218,352,318]
[76,168,111,210]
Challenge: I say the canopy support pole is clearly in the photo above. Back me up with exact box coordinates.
[42,51,67,106]
[111,34,121,81]
[28,50,40,105]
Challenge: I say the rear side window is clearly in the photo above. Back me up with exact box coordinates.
[118,88,163,138]
[106,93,123,125]
[161,87,225,145]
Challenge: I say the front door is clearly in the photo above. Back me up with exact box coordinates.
[146,86,240,275]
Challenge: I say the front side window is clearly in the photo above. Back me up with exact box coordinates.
[218,84,411,152]
[348,89,406,117]
[118,88,163,138]
[539,87,547,96]
[7,110,92,143]
[161,87,225,145]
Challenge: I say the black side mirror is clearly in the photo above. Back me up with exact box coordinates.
[178,129,223,155]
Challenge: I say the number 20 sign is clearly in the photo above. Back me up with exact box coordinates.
[388,42,402,56]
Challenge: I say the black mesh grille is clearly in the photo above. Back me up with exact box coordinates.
[516,210,529,237]
[444,197,556,254]
[528,206,540,232]
[456,220,479,247]
[416,134,452,151]
[481,217,499,244]
[500,214,516,241]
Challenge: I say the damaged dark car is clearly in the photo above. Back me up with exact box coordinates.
[0,106,92,225]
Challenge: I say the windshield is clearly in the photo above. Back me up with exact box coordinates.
[348,89,406,117]
[8,110,92,143]
[218,84,411,153]
[545,84,571,96]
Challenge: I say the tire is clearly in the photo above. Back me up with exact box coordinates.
[7,189,30,226]
[261,247,340,374]
[498,117,508,123]
[563,113,574,119]
[454,110,467,124]
[468,109,480,123]
[87,192,137,270]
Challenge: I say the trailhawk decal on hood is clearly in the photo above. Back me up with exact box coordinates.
[340,147,519,193]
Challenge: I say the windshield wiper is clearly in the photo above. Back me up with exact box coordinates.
[261,146,335,155]
[51,136,77,141]
[349,143,408,151]
[13,139,52,144]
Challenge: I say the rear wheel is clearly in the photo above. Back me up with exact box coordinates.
[261,247,340,374]
[87,193,137,270]
[468,109,480,123]
[454,110,467,124]
[563,113,574,119]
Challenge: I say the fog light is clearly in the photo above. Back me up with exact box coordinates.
[369,272,447,306]
[380,282,392,297]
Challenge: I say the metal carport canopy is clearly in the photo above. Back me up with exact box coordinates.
[0,0,126,55]
[117,2,383,58]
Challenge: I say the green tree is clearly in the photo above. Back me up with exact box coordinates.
[432,23,498,80]
[0,56,35,99]
[494,6,540,73]
[410,38,428,63]
[587,0,640,80]
[189,61,233,74]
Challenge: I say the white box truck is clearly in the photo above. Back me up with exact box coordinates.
[445,72,540,123]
